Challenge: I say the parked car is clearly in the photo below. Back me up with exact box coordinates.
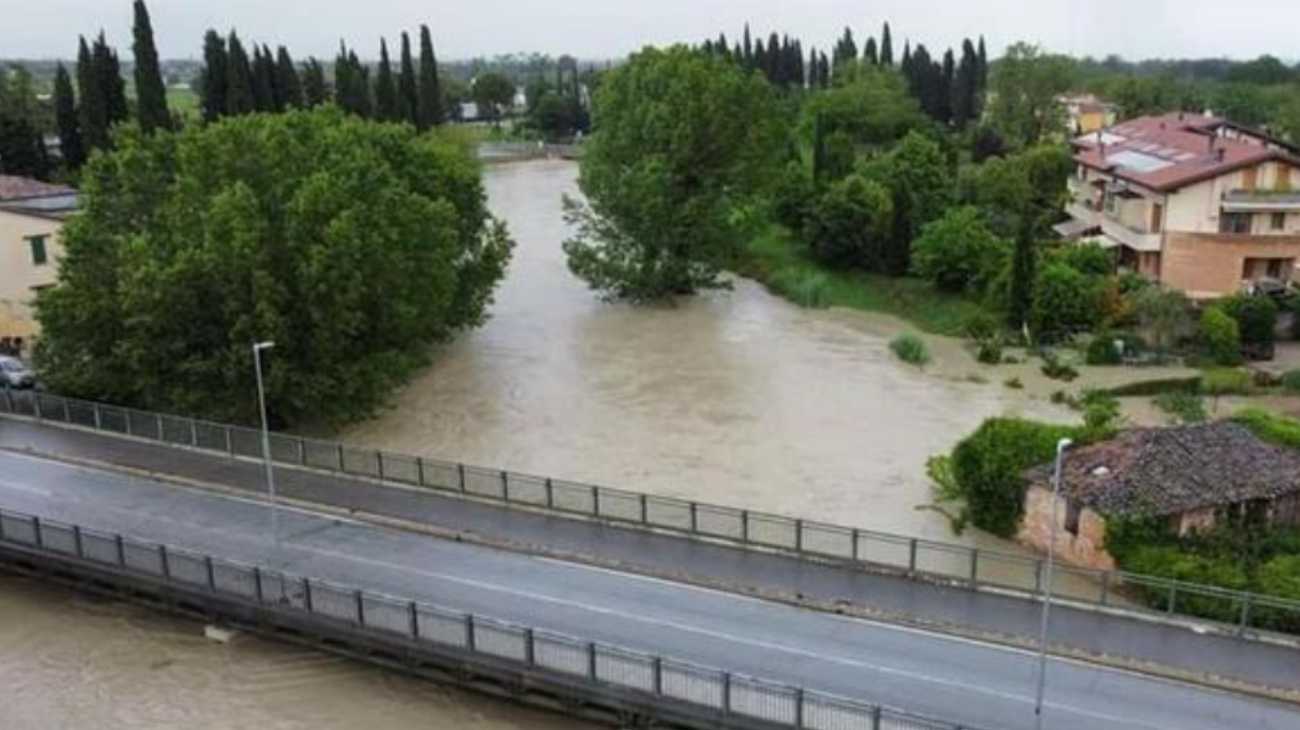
[1243,277,1295,304]
[0,356,36,389]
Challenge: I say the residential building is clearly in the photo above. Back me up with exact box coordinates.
[0,175,78,357]
[1058,94,1117,135]
[1057,113,1300,298]
[1018,422,1300,571]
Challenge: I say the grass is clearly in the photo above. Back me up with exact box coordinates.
[1233,408,1300,449]
[740,226,985,337]
[166,86,200,120]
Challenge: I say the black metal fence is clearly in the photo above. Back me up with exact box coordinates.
[3,388,1299,637]
[0,504,988,730]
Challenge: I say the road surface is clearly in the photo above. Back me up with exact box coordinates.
[0,450,1296,730]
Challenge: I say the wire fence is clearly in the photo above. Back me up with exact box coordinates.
[0,504,992,730]
[4,388,1299,638]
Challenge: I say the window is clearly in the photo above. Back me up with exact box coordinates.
[1272,212,1287,231]
[1219,212,1252,234]
[27,235,48,266]
[1064,500,1082,536]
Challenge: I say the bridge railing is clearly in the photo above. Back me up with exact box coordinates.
[4,388,1300,639]
[0,504,989,730]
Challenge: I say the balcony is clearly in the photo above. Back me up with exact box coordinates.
[1100,216,1162,252]
[1065,200,1100,227]
[1222,190,1300,213]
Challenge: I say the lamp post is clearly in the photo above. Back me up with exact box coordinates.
[1034,437,1072,730]
[253,341,279,543]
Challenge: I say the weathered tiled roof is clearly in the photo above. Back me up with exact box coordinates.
[0,175,73,201]
[1023,422,1300,517]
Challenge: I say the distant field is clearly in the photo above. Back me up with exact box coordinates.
[167,87,199,119]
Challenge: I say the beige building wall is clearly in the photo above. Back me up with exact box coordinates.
[0,209,64,343]
[1017,486,1117,572]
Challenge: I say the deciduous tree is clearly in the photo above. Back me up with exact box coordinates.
[562,47,786,300]
[35,108,514,427]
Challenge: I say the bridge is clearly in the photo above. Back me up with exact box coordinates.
[2,390,1299,729]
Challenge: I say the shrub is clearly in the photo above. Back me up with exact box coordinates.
[890,333,930,365]
[1200,368,1253,397]
[1079,389,1123,439]
[1030,263,1101,342]
[1221,294,1278,354]
[1132,286,1194,359]
[1040,352,1079,382]
[1232,408,1300,450]
[1153,391,1208,424]
[911,207,1011,294]
[1199,306,1242,366]
[963,311,1001,343]
[1122,546,1250,622]
[949,418,1081,537]
[1254,555,1300,632]
[1003,377,1024,389]
[1054,242,1114,277]
[771,161,816,232]
[975,340,1002,364]
[806,173,895,269]
[1282,369,1300,393]
[1085,331,1145,365]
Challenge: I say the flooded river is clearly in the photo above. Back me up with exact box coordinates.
[0,574,579,730]
[343,159,1070,546]
[2,159,1090,728]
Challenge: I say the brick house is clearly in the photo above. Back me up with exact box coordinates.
[0,175,78,357]
[1018,422,1300,571]
[1057,113,1300,299]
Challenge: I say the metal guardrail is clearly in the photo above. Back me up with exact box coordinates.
[3,388,1299,638]
[0,504,989,730]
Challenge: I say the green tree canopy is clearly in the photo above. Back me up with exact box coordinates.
[471,72,515,123]
[798,67,925,148]
[35,109,514,427]
[911,206,1010,293]
[562,46,787,301]
[988,42,1075,147]
[806,173,894,269]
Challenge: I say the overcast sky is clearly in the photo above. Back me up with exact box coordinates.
[2,0,1296,63]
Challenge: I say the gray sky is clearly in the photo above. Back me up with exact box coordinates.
[2,0,1296,62]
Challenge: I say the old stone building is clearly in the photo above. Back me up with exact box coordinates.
[1018,422,1300,571]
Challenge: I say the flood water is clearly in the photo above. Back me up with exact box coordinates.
[343,159,1069,547]
[0,160,1079,729]
[0,574,580,730]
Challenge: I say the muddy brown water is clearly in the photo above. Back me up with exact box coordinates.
[0,574,579,730]
[4,160,1137,727]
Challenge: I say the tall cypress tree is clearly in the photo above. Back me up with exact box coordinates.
[754,38,766,81]
[53,63,85,170]
[977,36,988,92]
[375,38,398,121]
[767,33,781,83]
[880,23,894,66]
[417,26,443,128]
[742,24,753,68]
[250,45,275,112]
[864,37,878,66]
[398,32,418,126]
[818,52,830,88]
[808,46,819,88]
[901,41,912,73]
[95,34,129,126]
[302,58,327,107]
[954,40,979,128]
[76,36,110,152]
[275,47,303,109]
[225,32,255,116]
[131,0,170,132]
[939,49,956,125]
[350,51,372,118]
[1009,219,1037,330]
[199,30,228,123]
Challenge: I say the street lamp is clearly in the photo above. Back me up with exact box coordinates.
[1034,437,1073,730]
[253,341,279,542]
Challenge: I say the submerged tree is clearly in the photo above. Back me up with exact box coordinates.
[562,46,785,301]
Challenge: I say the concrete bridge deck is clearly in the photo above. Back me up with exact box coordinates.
[1,414,1296,701]
[0,449,1298,730]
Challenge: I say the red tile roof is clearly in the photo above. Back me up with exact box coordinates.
[1073,113,1298,192]
[0,175,74,201]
